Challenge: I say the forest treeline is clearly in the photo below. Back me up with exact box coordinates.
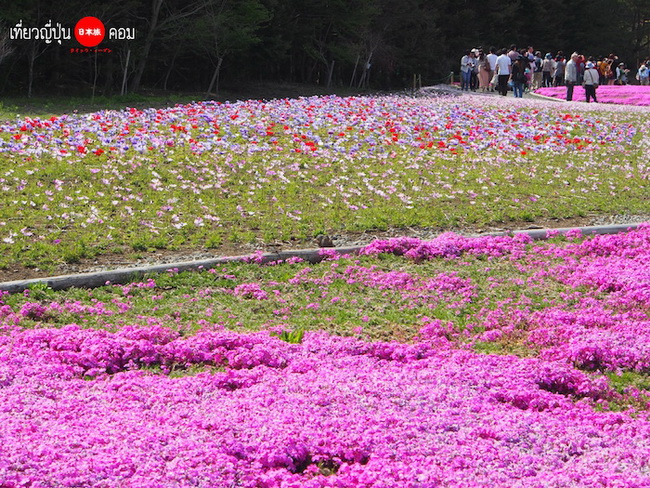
[0,0,648,97]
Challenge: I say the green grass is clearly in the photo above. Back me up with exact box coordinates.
[0,96,647,277]
[607,371,650,395]
[0,145,647,273]
[0,247,600,341]
[0,93,200,120]
[0,82,368,120]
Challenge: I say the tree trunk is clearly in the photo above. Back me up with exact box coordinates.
[162,48,179,91]
[358,50,374,89]
[0,30,13,65]
[326,60,335,88]
[91,51,99,102]
[349,54,360,88]
[27,44,36,98]
[206,56,223,96]
[120,49,131,96]
[103,55,115,96]
[130,0,164,93]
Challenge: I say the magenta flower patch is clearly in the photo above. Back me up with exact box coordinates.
[536,85,650,106]
[1,225,650,486]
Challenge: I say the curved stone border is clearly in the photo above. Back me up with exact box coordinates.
[0,223,642,293]
[527,91,567,102]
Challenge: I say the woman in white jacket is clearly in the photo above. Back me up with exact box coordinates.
[583,61,599,103]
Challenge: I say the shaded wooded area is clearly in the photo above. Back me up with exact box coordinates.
[1,0,649,97]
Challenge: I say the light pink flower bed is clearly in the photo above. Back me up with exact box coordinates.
[535,85,650,105]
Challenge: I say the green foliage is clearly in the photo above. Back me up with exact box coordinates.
[272,328,305,344]
[607,371,650,394]
[0,243,609,343]
[598,371,650,412]
[1,0,647,96]
[27,282,54,300]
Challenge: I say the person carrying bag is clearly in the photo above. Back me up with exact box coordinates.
[583,61,599,103]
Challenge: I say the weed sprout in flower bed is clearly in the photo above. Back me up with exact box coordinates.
[535,85,650,106]
[0,94,649,272]
[2,225,650,486]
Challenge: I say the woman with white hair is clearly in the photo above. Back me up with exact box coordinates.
[564,53,579,101]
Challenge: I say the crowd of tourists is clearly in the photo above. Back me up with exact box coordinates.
[459,46,650,103]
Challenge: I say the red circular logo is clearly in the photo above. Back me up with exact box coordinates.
[74,17,105,47]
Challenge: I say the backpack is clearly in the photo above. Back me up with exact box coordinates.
[512,62,527,83]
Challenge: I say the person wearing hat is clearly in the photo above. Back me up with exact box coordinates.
[542,53,555,87]
[477,48,491,92]
[583,61,599,103]
[638,62,649,85]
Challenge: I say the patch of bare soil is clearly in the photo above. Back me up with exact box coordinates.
[1,215,624,283]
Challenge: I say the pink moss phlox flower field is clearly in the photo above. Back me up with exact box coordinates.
[2,226,650,486]
[0,325,647,487]
[535,85,650,106]
[362,225,650,373]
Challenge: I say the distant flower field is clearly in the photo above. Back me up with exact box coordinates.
[0,95,648,273]
[535,85,650,106]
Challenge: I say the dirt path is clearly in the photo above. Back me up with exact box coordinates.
[3,214,647,283]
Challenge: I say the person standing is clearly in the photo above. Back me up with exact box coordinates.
[511,55,527,98]
[607,54,619,85]
[576,54,585,84]
[496,48,512,96]
[542,53,555,87]
[477,49,490,92]
[487,46,498,91]
[597,57,610,86]
[521,49,532,90]
[616,63,629,84]
[470,49,479,91]
[583,61,599,103]
[554,55,566,86]
[532,51,544,89]
[638,62,650,85]
[565,53,579,101]
[460,50,472,91]
[508,45,519,62]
